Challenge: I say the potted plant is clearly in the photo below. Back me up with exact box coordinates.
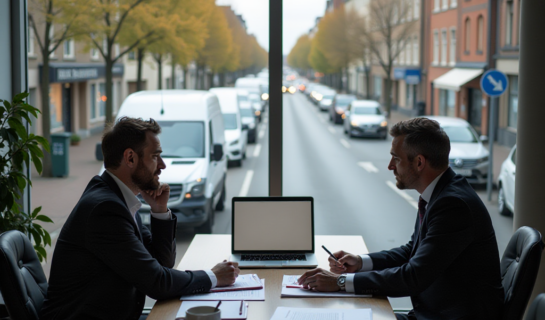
[0,92,53,261]
[70,133,81,146]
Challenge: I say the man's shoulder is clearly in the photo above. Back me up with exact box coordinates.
[79,175,125,210]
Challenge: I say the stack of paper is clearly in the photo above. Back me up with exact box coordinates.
[281,275,371,298]
[210,274,263,292]
[176,301,249,319]
[270,307,372,320]
[180,279,265,301]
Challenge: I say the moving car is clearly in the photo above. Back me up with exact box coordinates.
[96,90,227,233]
[343,100,388,139]
[210,88,248,167]
[498,145,516,216]
[317,90,336,112]
[239,102,258,143]
[427,116,489,185]
[330,94,357,124]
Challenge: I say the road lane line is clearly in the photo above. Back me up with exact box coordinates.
[239,170,254,197]
[385,180,418,209]
[258,128,266,139]
[340,139,350,149]
[358,162,379,173]
[253,144,261,157]
[328,126,336,134]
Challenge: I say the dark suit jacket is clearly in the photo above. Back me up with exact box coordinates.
[40,172,211,320]
[354,168,504,319]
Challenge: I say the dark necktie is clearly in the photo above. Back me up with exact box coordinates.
[418,196,427,225]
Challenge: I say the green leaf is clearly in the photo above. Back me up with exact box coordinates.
[33,136,50,152]
[8,118,27,140]
[20,112,32,125]
[35,215,54,223]
[34,245,47,262]
[15,174,26,191]
[3,100,11,110]
[12,151,24,171]
[31,153,43,174]
[30,229,41,247]
[13,92,29,102]
[31,206,42,218]
[28,144,44,158]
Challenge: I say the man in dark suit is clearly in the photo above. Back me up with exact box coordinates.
[298,118,504,320]
[41,117,239,320]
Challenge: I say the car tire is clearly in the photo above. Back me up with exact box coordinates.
[195,204,215,234]
[498,186,512,216]
[215,183,226,212]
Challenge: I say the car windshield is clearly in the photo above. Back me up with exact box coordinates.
[157,121,204,158]
[353,106,381,115]
[260,85,269,93]
[336,98,356,107]
[249,94,261,102]
[442,126,478,143]
[323,95,335,100]
[223,114,238,130]
[240,108,254,118]
[238,95,249,103]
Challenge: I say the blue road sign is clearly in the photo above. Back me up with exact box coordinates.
[480,69,509,97]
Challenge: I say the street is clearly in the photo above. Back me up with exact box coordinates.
[32,92,514,312]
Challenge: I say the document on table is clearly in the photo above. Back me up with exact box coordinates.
[210,274,262,292]
[180,279,265,301]
[176,301,249,319]
[270,307,372,320]
[281,275,371,298]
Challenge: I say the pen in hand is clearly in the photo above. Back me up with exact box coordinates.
[322,245,339,262]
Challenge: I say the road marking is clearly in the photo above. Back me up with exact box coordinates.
[385,180,418,209]
[340,139,350,149]
[328,126,336,134]
[258,128,266,139]
[239,170,254,197]
[253,144,261,157]
[358,162,379,173]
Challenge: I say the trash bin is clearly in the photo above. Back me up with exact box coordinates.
[50,132,72,177]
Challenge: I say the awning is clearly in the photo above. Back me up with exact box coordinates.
[433,68,483,91]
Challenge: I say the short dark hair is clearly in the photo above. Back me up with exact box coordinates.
[102,117,161,169]
[389,118,450,169]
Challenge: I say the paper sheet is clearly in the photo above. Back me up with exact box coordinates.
[180,279,265,301]
[210,274,262,292]
[176,301,248,319]
[270,306,372,320]
[281,275,371,298]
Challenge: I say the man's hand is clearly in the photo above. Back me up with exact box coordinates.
[297,268,341,292]
[212,260,240,287]
[140,183,170,213]
[329,250,362,274]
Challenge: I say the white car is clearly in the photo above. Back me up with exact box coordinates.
[343,100,388,139]
[427,116,489,185]
[498,145,516,216]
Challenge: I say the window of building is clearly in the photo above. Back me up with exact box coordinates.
[464,18,471,53]
[49,83,63,130]
[103,38,109,55]
[441,29,447,65]
[99,83,106,117]
[439,89,456,117]
[128,50,136,60]
[505,0,514,46]
[91,47,99,60]
[63,39,74,59]
[413,36,418,65]
[433,30,439,64]
[434,0,440,12]
[442,0,448,10]
[406,84,414,108]
[374,76,382,100]
[508,76,518,129]
[477,15,484,52]
[414,0,419,19]
[28,27,35,56]
[451,0,457,8]
[49,26,55,58]
[90,84,97,120]
[450,28,456,65]
[114,44,120,58]
[405,41,411,65]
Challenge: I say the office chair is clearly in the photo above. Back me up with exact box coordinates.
[501,226,544,320]
[524,293,545,320]
[0,230,48,320]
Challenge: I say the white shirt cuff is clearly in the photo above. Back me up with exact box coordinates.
[345,274,356,293]
[359,254,373,271]
[150,208,172,220]
[205,269,218,288]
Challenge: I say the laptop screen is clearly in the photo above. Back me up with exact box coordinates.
[232,197,314,253]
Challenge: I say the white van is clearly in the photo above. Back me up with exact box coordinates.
[209,88,248,167]
[235,78,265,116]
[96,90,227,233]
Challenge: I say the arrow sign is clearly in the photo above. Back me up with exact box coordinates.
[481,70,508,97]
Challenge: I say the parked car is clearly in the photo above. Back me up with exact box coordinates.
[310,85,333,105]
[96,90,227,233]
[248,92,263,121]
[330,94,357,124]
[210,88,248,167]
[343,100,388,139]
[498,145,516,216]
[427,116,489,185]
[239,102,258,143]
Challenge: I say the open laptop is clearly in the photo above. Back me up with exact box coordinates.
[230,197,319,268]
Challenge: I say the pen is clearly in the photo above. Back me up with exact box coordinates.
[239,300,244,315]
[215,300,222,312]
[322,245,339,262]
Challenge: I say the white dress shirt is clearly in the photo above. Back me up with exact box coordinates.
[344,171,446,293]
[105,170,217,288]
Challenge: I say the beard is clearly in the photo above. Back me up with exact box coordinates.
[131,160,160,191]
[395,166,419,190]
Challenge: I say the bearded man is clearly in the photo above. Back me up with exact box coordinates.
[298,118,504,320]
[41,117,239,320]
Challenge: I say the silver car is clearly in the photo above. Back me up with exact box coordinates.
[498,145,516,216]
[427,116,489,185]
[343,100,388,139]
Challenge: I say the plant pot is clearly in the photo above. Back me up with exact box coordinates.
[70,140,80,146]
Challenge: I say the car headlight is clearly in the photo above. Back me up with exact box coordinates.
[261,93,269,100]
[380,121,388,127]
[282,86,287,93]
[288,86,296,94]
[185,178,206,199]
[477,156,489,164]
[229,139,239,146]
[351,121,359,127]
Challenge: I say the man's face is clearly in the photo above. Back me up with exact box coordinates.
[388,135,419,190]
[131,132,166,191]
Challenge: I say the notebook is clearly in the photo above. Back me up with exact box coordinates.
[229,197,318,268]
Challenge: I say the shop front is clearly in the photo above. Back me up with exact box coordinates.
[393,68,422,116]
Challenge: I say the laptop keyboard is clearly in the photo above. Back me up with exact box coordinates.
[241,254,307,261]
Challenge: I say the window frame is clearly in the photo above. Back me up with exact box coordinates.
[441,28,448,66]
[477,15,484,53]
[449,28,456,66]
[63,38,75,59]
[464,18,471,54]
[433,30,439,65]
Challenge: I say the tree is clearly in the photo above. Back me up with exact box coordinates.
[222,6,253,75]
[248,36,268,74]
[365,0,416,116]
[308,37,336,76]
[287,34,312,74]
[345,7,373,99]
[28,0,86,177]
